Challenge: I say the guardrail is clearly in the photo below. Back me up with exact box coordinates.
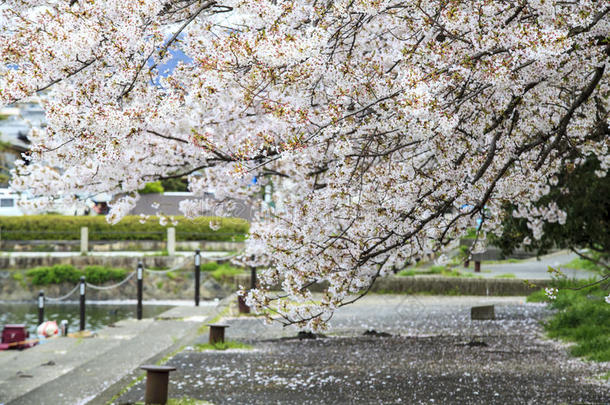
[34,250,244,330]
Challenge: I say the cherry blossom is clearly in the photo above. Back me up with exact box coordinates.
[1,0,608,329]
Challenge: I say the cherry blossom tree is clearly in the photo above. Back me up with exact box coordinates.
[1,0,608,329]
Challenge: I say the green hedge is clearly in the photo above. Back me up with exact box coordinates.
[26,265,128,285]
[0,215,249,241]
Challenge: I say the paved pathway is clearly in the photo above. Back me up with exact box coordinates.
[0,304,221,405]
[462,250,599,279]
[115,295,609,405]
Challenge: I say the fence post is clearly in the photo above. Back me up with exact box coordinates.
[167,227,176,256]
[38,290,44,325]
[79,276,86,331]
[194,249,201,307]
[137,261,143,320]
[474,261,481,273]
[80,226,88,254]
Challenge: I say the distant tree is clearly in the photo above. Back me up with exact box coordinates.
[139,181,164,194]
[160,177,189,192]
[491,157,609,266]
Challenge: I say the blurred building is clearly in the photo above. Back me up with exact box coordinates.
[0,102,44,187]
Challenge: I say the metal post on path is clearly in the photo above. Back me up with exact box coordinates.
[38,291,44,325]
[250,266,257,290]
[474,261,481,273]
[194,249,201,306]
[79,276,86,331]
[137,261,143,320]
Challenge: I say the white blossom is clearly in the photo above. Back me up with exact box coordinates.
[2,0,608,329]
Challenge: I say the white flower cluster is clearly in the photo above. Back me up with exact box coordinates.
[2,0,608,329]
[544,288,559,301]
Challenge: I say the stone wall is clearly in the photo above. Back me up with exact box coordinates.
[0,269,231,301]
[231,274,552,296]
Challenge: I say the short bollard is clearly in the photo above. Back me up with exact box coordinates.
[38,291,45,325]
[237,295,250,314]
[474,261,481,273]
[140,365,176,405]
[79,276,86,331]
[208,324,229,344]
[471,305,495,320]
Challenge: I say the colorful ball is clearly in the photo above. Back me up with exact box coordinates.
[37,321,59,337]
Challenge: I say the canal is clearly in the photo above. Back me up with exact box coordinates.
[0,300,199,334]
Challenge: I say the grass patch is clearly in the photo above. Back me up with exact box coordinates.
[198,305,232,334]
[195,340,253,351]
[145,250,170,257]
[527,279,610,361]
[483,258,523,264]
[563,257,604,273]
[494,273,516,279]
[397,265,478,278]
[166,271,179,280]
[201,261,220,271]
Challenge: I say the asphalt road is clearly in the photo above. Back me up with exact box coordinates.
[462,251,599,279]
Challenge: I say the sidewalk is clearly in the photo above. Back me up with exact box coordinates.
[0,303,222,405]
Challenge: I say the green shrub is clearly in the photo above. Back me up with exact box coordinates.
[200,261,219,272]
[26,265,81,285]
[25,264,128,285]
[210,264,245,281]
[528,280,610,361]
[0,215,249,242]
[140,181,164,194]
[464,228,479,239]
[83,265,128,284]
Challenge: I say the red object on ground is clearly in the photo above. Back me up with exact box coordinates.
[1,324,36,350]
